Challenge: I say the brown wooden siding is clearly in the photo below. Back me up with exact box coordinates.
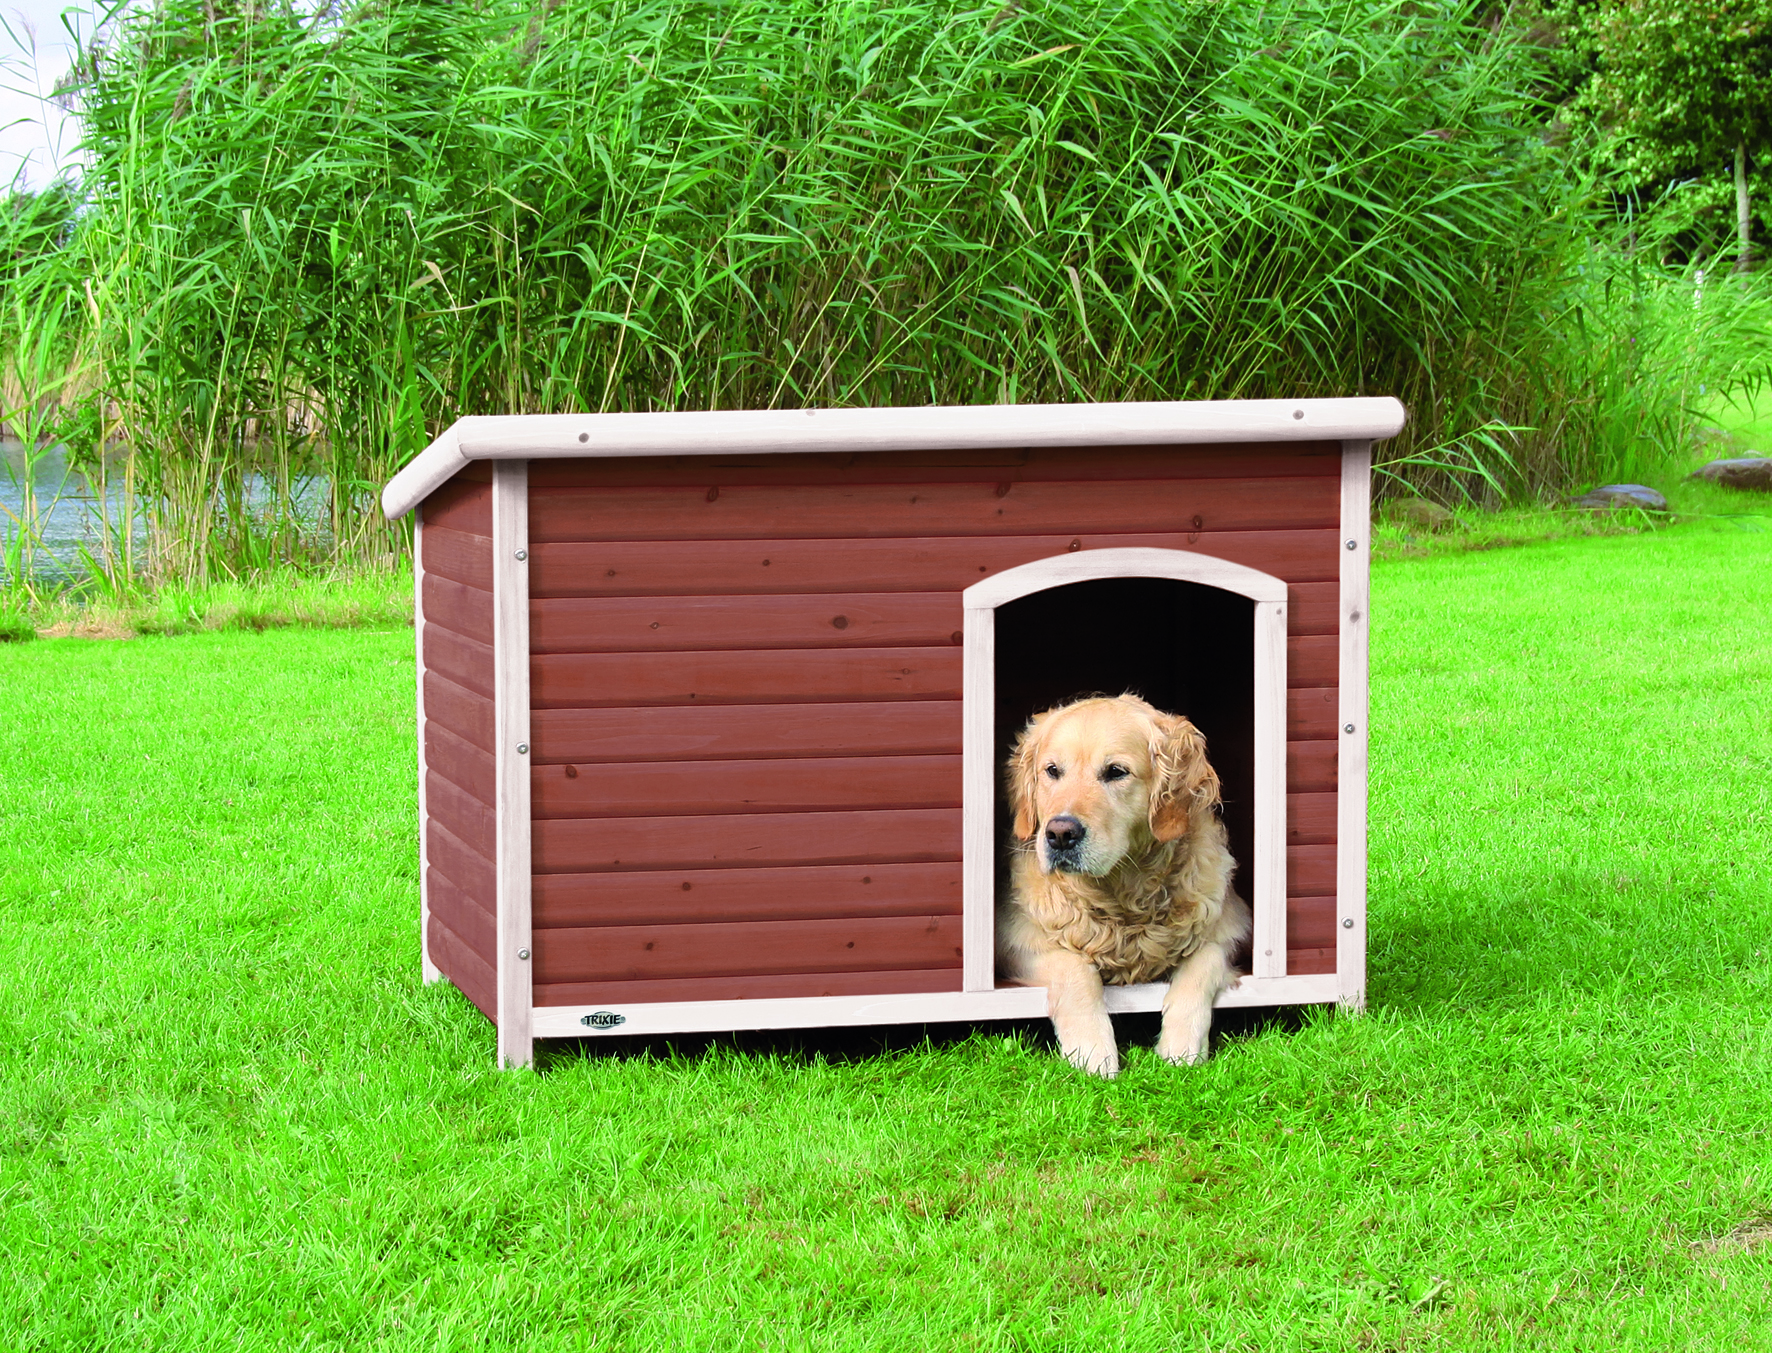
[533,862,961,928]
[421,493,498,1018]
[526,443,1340,487]
[533,915,963,985]
[528,530,1342,598]
[534,967,962,1007]
[433,443,1340,1006]
[527,477,1338,543]
[531,701,960,764]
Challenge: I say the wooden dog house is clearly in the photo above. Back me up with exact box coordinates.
[380,399,1404,1067]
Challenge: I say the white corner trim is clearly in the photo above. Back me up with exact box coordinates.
[416,508,441,986]
[493,462,535,1068]
[960,546,1290,998]
[380,397,1408,520]
[1336,442,1372,1011]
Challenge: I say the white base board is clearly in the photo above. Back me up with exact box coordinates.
[528,972,1340,1040]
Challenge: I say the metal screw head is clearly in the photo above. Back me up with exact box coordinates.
[517,948,531,960]
[516,742,529,755]
[1342,918,1355,930]
[1345,539,1358,550]
[514,548,528,561]
[1344,723,1356,734]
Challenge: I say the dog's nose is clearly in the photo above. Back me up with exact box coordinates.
[1045,816,1086,852]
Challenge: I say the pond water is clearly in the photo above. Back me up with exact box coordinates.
[0,440,333,584]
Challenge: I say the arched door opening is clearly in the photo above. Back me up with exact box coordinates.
[961,548,1289,993]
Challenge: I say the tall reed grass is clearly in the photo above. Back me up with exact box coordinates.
[1,0,1767,587]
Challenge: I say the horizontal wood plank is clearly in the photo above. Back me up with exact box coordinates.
[1288,686,1340,740]
[427,868,496,968]
[426,671,495,754]
[1288,634,1337,687]
[421,524,492,591]
[1287,581,1340,636]
[1286,792,1338,846]
[533,642,1326,709]
[533,861,962,928]
[532,914,964,984]
[530,701,961,764]
[534,754,961,819]
[423,476,491,536]
[1284,947,1336,976]
[532,591,963,655]
[1287,739,1337,793]
[528,477,1341,544]
[427,769,496,860]
[1287,895,1339,949]
[427,721,495,808]
[429,819,497,909]
[531,586,1341,654]
[424,573,493,647]
[425,624,494,700]
[534,808,961,873]
[532,646,963,708]
[1287,844,1337,897]
[428,915,497,1022]
[526,443,1343,488]
[534,966,962,1007]
[529,529,1343,597]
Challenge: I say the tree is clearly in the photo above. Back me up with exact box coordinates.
[1579,0,1772,270]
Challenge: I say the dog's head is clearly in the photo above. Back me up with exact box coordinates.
[1007,694,1221,875]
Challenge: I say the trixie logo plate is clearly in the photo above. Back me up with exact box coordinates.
[580,1011,626,1029]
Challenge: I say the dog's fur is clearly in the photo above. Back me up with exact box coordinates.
[997,694,1251,1077]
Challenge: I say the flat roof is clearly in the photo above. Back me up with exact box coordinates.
[380,397,1406,520]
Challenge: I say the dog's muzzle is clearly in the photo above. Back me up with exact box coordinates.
[1042,815,1087,870]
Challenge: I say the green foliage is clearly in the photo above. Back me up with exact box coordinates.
[2,527,1770,1346]
[0,0,1766,584]
[1542,0,1772,256]
[1582,0,1772,184]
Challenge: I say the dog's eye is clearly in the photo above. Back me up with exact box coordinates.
[1101,764,1130,782]
[1043,763,1062,780]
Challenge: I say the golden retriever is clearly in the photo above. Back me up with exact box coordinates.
[998,694,1251,1077]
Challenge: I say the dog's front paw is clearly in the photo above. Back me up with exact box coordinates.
[1054,1013,1120,1078]
[1062,1035,1120,1079]
[1156,1013,1212,1067]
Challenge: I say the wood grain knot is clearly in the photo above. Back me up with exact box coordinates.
[831,615,849,630]
[706,486,720,502]
[564,765,579,779]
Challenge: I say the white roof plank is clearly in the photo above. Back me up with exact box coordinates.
[381,397,1406,520]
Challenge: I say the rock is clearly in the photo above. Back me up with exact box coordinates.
[1574,484,1668,512]
[1388,497,1454,532]
[1690,456,1772,491]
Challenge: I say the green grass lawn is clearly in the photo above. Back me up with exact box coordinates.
[3,522,1770,1350]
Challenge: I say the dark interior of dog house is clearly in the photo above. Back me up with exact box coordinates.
[993,576,1258,905]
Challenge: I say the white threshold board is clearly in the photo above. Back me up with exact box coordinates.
[529,972,1340,1039]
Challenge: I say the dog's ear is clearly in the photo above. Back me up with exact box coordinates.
[1148,713,1220,843]
[1006,713,1049,841]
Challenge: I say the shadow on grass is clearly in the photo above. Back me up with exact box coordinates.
[536,1004,1313,1071]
